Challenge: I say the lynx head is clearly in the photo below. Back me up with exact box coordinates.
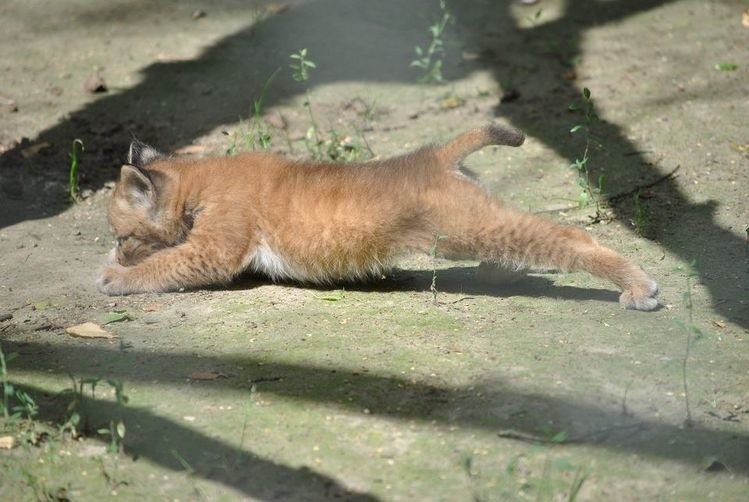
[107,140,189,266]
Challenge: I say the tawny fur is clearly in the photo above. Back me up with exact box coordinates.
[98,124,658,311]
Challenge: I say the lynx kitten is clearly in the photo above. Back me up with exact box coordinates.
[98,125,658,310]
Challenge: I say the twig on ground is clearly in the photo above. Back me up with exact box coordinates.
[497,423,646,444]
[533,164,681,215]
[605,164,681,202]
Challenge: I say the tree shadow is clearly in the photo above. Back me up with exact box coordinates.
[0,0,743,318]
[5,340,749,485]
[12,381,378,501]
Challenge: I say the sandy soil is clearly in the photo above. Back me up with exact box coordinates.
[1,0,747,500]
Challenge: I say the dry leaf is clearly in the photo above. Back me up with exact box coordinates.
[0,436,14,449]
[712,320,726,329]
[730,143,749,153]
[65,322,116,339]
[441,95,465,109]
[21,142,51,158]
[142,303,163,312]
[743,9,749,28]
[188,371,227,380]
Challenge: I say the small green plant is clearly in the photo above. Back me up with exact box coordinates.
[315,289,346,302]
[714,62,738,72]
[224,131,238,156]
[568,88,604,214]
[411,0,453,84]
[68,139,84,202]
[429,234,448,304]
[1,344,13,421]
[567,467,588,502]
[225,68,281,155]
[525,8,543,28]
[1,345,38,424]
[290,48,317,83]
[325,130,363,163]
[287,50,373,162]
[289,48,324,159]
[60,375,97,437]
[249,67,282,152]
[60,375,129,450]
[171,448,196,475]
[674,262,704,427]
[12,389,38,422]
[98,419,126,454]
[252,68,281,152]
[632,189,649,237]
[21,469,55,502]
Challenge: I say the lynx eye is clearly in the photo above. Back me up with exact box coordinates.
[115,235,135,248]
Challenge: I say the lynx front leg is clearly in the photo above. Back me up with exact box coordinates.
[98,234,253,295]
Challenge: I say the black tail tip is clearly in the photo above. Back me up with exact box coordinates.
[505,128,526,147]
[488,124,525,147]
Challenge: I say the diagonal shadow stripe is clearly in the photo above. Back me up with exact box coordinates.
[5,340,748,476]
[8,381,378,501]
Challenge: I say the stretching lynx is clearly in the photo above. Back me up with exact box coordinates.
[98,125,658,310]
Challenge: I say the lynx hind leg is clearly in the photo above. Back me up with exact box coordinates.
[528,223,659,311]
[432,184,659,310]
[475,261,528,286]
[545,227,659,311]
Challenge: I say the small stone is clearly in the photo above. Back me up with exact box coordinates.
[1,96,18,113]
[84,75,108,94]
[705,459,727,472]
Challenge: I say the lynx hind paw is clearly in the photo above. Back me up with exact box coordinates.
[619,278,659,311]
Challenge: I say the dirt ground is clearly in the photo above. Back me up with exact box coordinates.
[1,0,747,500]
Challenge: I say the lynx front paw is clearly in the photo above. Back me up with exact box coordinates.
[619,277,659,311]
[97,264,135,296]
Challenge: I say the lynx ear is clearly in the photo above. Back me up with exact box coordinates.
[119,164,156,209]
[128,139,164,168]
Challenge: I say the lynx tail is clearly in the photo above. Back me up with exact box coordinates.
[437,124,525,166]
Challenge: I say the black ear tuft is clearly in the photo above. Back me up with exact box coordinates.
[119,164,156,209]
[128,138,164,168]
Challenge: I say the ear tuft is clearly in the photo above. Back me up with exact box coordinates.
[128,138,164,168]
[119,164,155,209]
